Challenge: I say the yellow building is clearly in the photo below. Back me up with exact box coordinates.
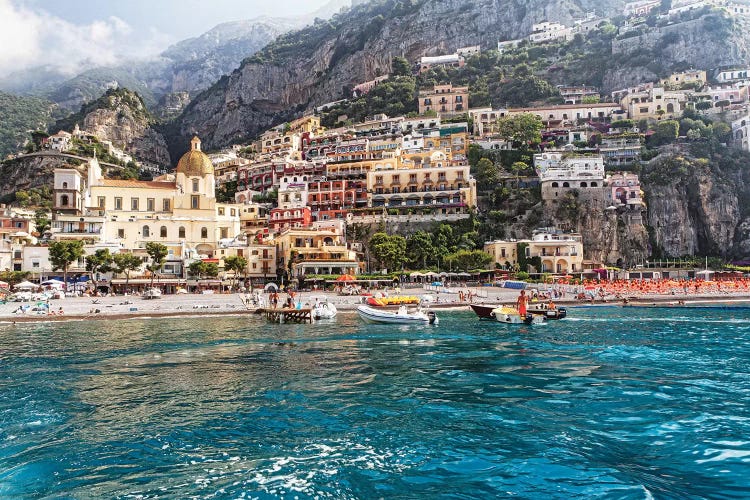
[484,231,584,274]
[419,84,469,116]
[366,150,476,211]
[273,226,360,278]
[52,137,243,275]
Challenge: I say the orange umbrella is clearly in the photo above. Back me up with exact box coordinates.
[336,274,356,282]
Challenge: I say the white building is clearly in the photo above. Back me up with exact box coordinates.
[732,115,750,151]
[535,153,605,201]
[529,22,573,43]
[46,131,72,152]
[716,68,750,83]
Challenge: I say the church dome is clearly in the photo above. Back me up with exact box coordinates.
[176,136,213,177]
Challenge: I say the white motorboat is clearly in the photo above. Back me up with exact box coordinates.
[143,288,162,299]
[312,299,338,320]
[357,305,438,325]
[491,306,544,325]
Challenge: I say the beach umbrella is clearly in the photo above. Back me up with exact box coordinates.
[14,281,36,290]
[336,274,356,282]
[0,281,8,288]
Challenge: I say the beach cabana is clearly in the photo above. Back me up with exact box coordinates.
[14,281,37,290]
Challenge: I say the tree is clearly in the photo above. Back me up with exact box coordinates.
[85,248,113,292]
[391,56,411,77]
[510,161,529,184]
[715,99,730,112]
[444,250,493,272]
[224,255,248,290]
[204,262,220,278]
[145,242,168,288]
[112,253,142,292]
[33,209,51,237]
[406,231,435,269]
[496,114,543,148]
[695,100,712,112]
[368,232,406,272]
[188,260,207,279]
[474,158,499,190]
[48,240,85,288]
[649,120,680,146]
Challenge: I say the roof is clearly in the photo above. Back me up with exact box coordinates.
[99,179,176,189]
[510,103,622,111]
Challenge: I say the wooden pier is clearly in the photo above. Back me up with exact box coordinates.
[262,307,313,324]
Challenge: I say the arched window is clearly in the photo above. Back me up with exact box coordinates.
[201,227,208,239]
[160,226,167,238]
[62,182,68,189]
[142,226,150,238]
[580,182,588,188]
[61,195,69,206]
[551,182,559,188]
[563,182,570,188]
[667,103,674,113]
[179,226,186,239]
[590,182,598,187]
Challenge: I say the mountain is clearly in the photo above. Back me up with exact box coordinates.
[0,92,55,159]
[173,0,633,151]
[0,0,351,113]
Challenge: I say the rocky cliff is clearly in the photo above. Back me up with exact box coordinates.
[175,0,631,151]
[0,155,82,202]
[641,148,748,258]
[55,88,170,166]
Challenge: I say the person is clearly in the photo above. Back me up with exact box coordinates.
[516,290,527,317]
[548,299,556,310]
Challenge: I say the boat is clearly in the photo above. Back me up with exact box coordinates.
[491,306,545,325]
[366,295,421,307]
[527,302,567,319]
[357,305,438,325]
[471,302,566,320]
[312,299,338,320]
[143,288,162,299]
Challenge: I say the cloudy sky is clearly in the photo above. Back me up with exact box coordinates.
[0,0,332,75]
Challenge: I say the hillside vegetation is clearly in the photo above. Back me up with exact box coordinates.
[0,92,54,159]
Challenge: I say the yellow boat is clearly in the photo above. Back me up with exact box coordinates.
[366,295,421,307]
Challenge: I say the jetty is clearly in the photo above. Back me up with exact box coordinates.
[262,307,313,324]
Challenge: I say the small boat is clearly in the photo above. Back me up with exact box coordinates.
[143,288,162,299]
[491,306,544,325]
[312,299,337,320]
[471,302,566,320]
[527,302,567,319]
[357,305,438,325]
[366,295,421,307]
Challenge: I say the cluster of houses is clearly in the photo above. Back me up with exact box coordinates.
[8,5,750,287]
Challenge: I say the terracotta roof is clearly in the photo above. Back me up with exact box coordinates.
[100,179,176,189]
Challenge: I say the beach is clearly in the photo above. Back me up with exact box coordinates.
[4,285,750,323]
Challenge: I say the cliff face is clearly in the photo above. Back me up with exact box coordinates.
[56,88,171,166]
[176,0,630,150]
[0,155,81,201]
[642,152,745,258]
[542,190,649,267]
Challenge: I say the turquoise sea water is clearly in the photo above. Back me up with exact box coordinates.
[0,307,749,499]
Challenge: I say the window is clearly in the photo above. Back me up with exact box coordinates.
[230,209,236,216]
[191,195,199,209]
[118,228,125,238]
[163,199,171,212]
[160,226,167,238]
[131,198,139,211]
[97,196,105,209]
[147,198,155,212]
[192,179,199,193]
[142,225,150,238]
[115,197,122,210]
[201,227,208,239]
[220,228,228,239]
[218,207,225,216]
[60,195,69,206]
[179,226,186,238]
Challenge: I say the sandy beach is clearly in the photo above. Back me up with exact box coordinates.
[3,286,750,324]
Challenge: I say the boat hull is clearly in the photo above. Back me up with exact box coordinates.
[357,305,437,325]
[313,303,338,320]
[472,304,566,320]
